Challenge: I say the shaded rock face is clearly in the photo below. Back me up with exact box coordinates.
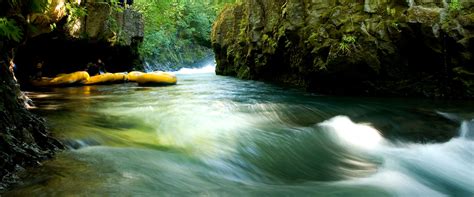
[28,0,144,45]
[14,1,144,84]
[0,1,63,190]
[0,55,62,191]
[15,35,141,84]
[212,0,474,98]
[70,2,144,45]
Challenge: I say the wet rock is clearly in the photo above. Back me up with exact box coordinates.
[407,6,441,25]
[0,57,63,191]
[364,0,390,13]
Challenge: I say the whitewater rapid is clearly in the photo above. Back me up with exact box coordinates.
[319,115,474,196]
[8,67,474,196]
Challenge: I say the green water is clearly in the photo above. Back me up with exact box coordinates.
[5,70,474,196]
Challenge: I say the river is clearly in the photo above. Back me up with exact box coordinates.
[5,66,474,196]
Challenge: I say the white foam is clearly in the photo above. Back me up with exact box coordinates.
[343,170,445,196]
[381,138,474,193]
[321,116,474,195]
[460,120,474,139]
[319,116,384,150]
[173,65,216,75]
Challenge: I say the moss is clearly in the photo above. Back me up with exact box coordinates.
[237,65,250,79]
[261,34,277,54]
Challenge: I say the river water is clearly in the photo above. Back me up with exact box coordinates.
[6,66,474,196]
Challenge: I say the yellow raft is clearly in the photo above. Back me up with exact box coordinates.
[30,71,177,87]
[31,71,90,86]
[83,73,128,85]
[127,71,145,82]
[113,73,128,82]
[135,72,177,86]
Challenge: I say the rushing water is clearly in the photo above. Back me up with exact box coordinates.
[5,67,474,196]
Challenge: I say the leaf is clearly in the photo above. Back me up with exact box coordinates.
[0,18,23,42]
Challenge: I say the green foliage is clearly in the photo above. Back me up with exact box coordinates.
[391,21,400,29]
[342,35,356,44]
[134,0,236,64]
[385,7,396,17]
[50,23,56,31]
[106,15,123,44]
[338,35,356,55]
[442,0,463,31]
[306,32,318,45]
[449,0,462,12]
[65,2,88,23]
[106,0,125,12]
[237,13,249,44]
[1,0,52,43]
[338,42,350,54]
[0,18,23,42]
[262,34,277,54]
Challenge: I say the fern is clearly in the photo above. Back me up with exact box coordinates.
[66,2,88,23]
[0,18,23,42]
[342,35,356,44]
[337,35,357,55]
[338,42,350,54]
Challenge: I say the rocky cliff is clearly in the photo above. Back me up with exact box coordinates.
[68,0,144,46]
[212,0,474,98]
[27,0,144,45]
[15,0,145,81]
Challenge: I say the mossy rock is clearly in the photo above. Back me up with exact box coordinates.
[212,0,474,98]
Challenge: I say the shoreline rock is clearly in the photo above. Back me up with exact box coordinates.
[0,56,63,192]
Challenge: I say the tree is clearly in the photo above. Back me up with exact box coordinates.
[133,0,236,68]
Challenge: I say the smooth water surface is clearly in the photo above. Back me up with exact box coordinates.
[6,67,474,196]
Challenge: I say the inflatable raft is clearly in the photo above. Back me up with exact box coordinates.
[113,73,128,82]
[30,71,177,87]
[127,71,145,82]
[31,71,90,86]
[135,72,177,86]
[84,73,128,85]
